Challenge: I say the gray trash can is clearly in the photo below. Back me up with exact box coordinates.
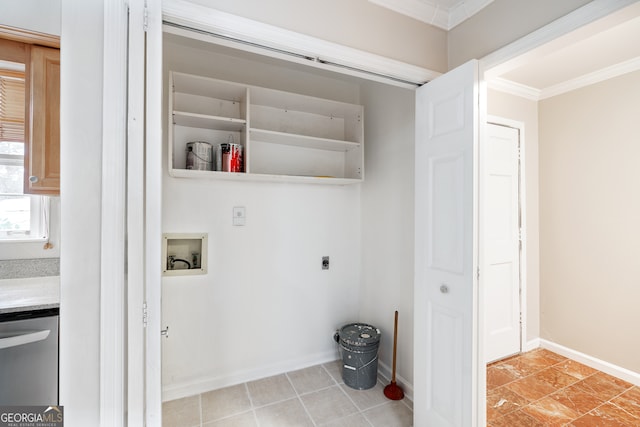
[334,323,381,390]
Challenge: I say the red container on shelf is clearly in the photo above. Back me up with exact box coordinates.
[217,143,243,172]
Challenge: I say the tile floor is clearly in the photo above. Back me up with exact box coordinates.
[162,359,413,427]
[164,348,640,427]
[487,348,640,426]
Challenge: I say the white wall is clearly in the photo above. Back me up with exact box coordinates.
[161,38,363,399]
[162,182,362,397]
[0,0,61,36]
[359,80,416,393]
[59,0,103,424]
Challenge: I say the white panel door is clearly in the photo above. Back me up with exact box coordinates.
[484,124,521,363]
[414,60,479,427]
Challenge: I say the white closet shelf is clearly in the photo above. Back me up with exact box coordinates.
[169,168,361,185]
[169,71,364,183]
[172,72,246,100]
[172,111,246,131]
[250,128,359,152]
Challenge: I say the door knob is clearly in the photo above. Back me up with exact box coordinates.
[29,176,39,183]
[440,284,449,294]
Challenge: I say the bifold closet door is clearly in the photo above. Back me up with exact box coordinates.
[414,60,480,427]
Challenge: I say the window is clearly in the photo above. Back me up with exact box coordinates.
[0,64,48,241]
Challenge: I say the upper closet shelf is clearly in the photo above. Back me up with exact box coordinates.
[168,168,362,185]
[168,71,364,183]
[172,111,246,132]
[250,128,360,152]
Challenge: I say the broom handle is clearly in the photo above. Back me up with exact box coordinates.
[392,310,398,382]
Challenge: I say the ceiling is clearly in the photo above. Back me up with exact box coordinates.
[368,0,494,30]
[372,1,640,100]
[487,2,640,101]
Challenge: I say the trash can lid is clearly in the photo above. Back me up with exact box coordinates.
[338,323,381,347]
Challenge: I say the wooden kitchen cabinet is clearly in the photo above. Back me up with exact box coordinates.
[24,45,60,194]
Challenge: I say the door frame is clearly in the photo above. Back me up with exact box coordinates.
[109,1,636,425]
[126,0,164,425]
[145,1,164,424]
[476,0,639,359]
[100,0,128,424]
[484,117,528,359]
[101,0,163,425]
[125,1,148,425]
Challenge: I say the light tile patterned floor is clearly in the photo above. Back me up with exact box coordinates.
[487,348,640,426]
[162,360,413,427]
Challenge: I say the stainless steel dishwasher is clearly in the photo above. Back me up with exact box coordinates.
[0,308,59,405]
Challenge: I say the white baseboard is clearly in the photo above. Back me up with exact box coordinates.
[163,350,417,405]
[524,338,540,352]
[376,360,414,403]
[540,339,640,386]
[162,349,340,402]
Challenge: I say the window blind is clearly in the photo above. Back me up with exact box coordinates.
[0,70,25,143]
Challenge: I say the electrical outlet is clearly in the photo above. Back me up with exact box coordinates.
[233,206,246,226]
[322,256,330,270]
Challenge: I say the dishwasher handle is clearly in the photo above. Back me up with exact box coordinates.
[0,330,51,349]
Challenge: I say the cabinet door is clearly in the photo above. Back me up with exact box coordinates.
[25,45,60,194]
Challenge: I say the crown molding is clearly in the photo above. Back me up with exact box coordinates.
[368,0,494,30]
[0,24,59,48]
[540,56,640,99]
[487,77,540,101]
[489,57,640,101]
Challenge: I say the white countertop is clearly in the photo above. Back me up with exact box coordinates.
[0,276,60,314]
